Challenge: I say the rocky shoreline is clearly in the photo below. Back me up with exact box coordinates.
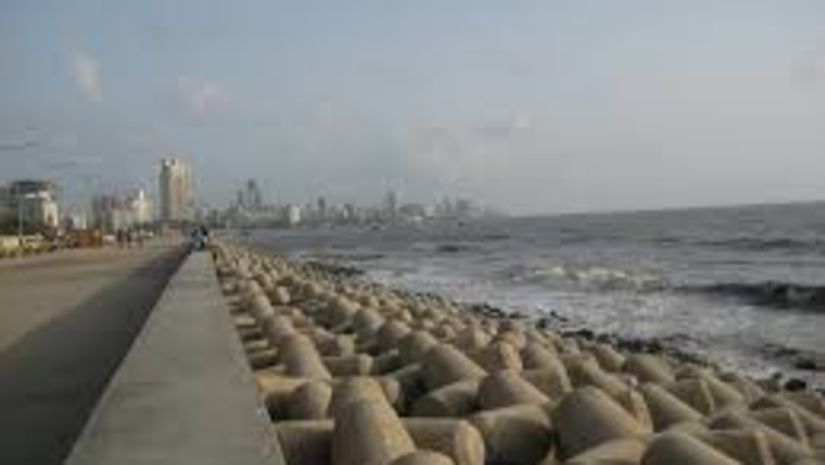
[294,253,823,394]
[213,242,825,465]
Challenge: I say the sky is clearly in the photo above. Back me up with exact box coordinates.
[0,0,824,215]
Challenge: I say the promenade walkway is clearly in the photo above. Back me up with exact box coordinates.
[0,243,187,465]
[65,251,282,465]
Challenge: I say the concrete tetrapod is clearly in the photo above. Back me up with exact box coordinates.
[329,377,395,418]
[390,450,456,465]
[560,437,649,465]
[780,392,825,419]
[721,373,767,404]
[314,333,356,357]
[495,330,527,350]
[412,379,480,417]
[564,357,630,400]
[477,370,550,410]
[256,371,311,416]
[332,399,417,465]
[421,344,487,390]
[287,380,332,420]
[322,354,374,376]
[469,404,553,465]
[553,386,648,458]
[666,378,717,415]
[402,418,486,465]
[455,327,493,353]
[270,286,291,305]
[696,372,747,410]
[520,365,573,401]
[398,331,439,365]
[753,395,825,440]
[373,350,405,375]
[710,408,813,465]
[263,315,298,346]
[641,432,741,465]
[691,429,776,465]
[279,334,334,380]
[217,245,825,465]
[623,354,676,385]
[520,342,559,371]
[352,307,386,341]
[612,387,655,432]
[386,364,427,410]
[473,341,523,372]
[250,292,277,321]
[376,320,413,353]
[750,408,810,447]
[248,347,279,369]
[274,419,334,465]
[589,343,627,373]
[639,383,704,431]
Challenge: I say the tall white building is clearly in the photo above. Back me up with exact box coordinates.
[159,158,193,223]
[286,204,301,226]
[127,189,152,226]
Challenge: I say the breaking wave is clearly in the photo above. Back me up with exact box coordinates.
[657,236,824,254]
[683,282,825,313]
[505,263,825,312]
[505,263,667,292]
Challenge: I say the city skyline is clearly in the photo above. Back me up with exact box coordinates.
[1,1,824,215]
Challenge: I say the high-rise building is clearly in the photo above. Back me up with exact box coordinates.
[384,189,398,222]
[0,185,10,225]
[317,196,327,221]
[7,180,60,232]
[159,158,193,223]
[91,194,123,232]
[245,179,262,211]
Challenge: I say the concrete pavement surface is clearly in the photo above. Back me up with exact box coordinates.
[0,243,187,465]
[65,252,282,465]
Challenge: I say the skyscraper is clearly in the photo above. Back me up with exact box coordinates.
[237,179,263,212]
[159,158,193,224]
[384,189,398,222]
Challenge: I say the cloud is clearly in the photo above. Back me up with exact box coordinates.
[71,50,102,103]
[794,45,825,89]
[813,48,825,83]
[175,77,229,119]
[406,114,536,190]
[0,141,37,151]
[473,113,534,141]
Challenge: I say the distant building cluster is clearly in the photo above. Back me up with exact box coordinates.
[0,155,198,239]
[207,179,502,229]
[90,189,153,233]
[0,180,60,234]
[2,155,502,238]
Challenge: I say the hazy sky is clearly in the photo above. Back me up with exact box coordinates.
[1,0,823,214]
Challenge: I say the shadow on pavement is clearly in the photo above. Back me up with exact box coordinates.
[0,247,188,465]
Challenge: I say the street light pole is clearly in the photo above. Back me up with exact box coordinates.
[16,183,23,243]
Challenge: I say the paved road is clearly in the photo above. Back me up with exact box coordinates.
[0,243,188,465]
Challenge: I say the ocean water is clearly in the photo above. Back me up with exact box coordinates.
[246,202,825,385]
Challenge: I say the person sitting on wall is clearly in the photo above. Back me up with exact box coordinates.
[190,225,209,251]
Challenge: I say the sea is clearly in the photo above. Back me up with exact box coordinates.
[244,202,825,387]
